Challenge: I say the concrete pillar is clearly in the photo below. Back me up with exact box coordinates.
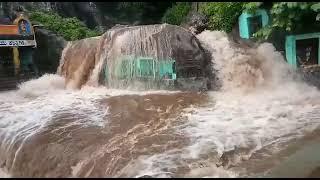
[20,47,38,75]
[12,47,20,75]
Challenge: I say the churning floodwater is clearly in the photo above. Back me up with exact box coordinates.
[1,30,320,177]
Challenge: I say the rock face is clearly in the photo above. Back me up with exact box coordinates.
[180,3,208,35]
[138,175,154,178]
[297,66,320,89]
[182,12,208,35]
[33,28,67,74]
[58,24,213,90]
[0,2,104,29]
[0,2,53,18]
[0,2,172,31]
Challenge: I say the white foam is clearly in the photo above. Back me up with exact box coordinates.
[0,74,183,175]
[180,31,320,174]
[0,74,181,144]
[128,31,320,177]
[17,74,66,98]
[0,168,10,178]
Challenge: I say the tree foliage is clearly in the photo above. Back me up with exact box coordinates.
[243,2,263,13]
[29,11,101,41]
[161,2,192,25]
[199,2,247,33]
[115,2,146,23]
[245,2,320,40]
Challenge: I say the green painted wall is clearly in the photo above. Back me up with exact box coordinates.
[239,9,269,39]
[285,32,320,68]
[104,56,177,83]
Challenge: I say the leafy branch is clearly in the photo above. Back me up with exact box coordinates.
[29,11,102,41]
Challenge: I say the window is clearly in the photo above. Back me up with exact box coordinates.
[296,38,319,67]
[137,58,155,78]
[248,15,262,38]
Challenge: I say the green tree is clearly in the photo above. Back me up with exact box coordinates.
[245,2,320,40]
[29,11,101,41]
[199,2,247,33]
[161,2,192,25]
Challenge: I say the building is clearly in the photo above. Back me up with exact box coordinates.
[0,12,37,75]
[238,9,269,39]
[286,33,320,68]
[238,9,320,69]
[0,12,38,90]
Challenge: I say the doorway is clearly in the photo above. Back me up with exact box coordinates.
[248,15,263,38]
[296,38,319,67]
[0,47,14,76]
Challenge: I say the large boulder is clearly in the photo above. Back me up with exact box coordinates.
[0,2,173,31]
[58,24,213,90]
[182,11,208,35]
[98,24,213,90]
[33,28,67,74]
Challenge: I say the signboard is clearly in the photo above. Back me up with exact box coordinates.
[14,14,34,36]
[0,25,19,35]
[0,40,36,47]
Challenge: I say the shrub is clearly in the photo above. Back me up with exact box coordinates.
[199,2,246,33]
[161,2,192,25]
[243,2,320,40]
[29,11,101,41]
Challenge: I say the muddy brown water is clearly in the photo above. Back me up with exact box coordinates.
[0,92,209,177]
[1,88,320,178]
[3,29,320,177]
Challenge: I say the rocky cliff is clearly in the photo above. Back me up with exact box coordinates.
[33,27,67,74]
[0,2,175,76]
[0,2,172,31]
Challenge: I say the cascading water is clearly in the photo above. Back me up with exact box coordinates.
[1,28,320,178]
[57,24,211,91]
[126,31,320,177]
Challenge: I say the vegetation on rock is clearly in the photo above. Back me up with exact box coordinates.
[161,2,192,25]
[29,11,101,41]
[199,2,247,33]
[25,2,320,42]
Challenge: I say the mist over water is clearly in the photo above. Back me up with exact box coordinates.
[1,30,320,177]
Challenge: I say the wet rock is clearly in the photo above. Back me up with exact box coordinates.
[298,66,320,89]
[216,146,250,169]
[182,12,208,35]
[110,24,130,30]
[228,21,256,49]
[176,77,209,91]
[58,24,214,90]
[33,28,67,74]
[138,175,154,178]
[99,24,213,90]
